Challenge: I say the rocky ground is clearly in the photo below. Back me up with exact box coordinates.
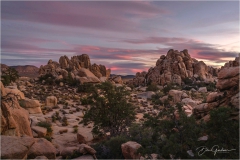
[1,50,239,159]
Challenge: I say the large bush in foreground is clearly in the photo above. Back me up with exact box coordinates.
[81,82,136,137]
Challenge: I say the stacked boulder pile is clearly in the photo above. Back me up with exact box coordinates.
[0,81,57,159]
[39,54,111,84]
[194,57,239,120]
[129,49,218,86]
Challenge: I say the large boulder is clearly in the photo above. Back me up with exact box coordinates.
[216,75,238,90]
[198,87,207,93]
[79,144,96,155]
[0,81,6,96]
[1,135,35,159]
[109,76,123,84]
[193,61,208,80]
[168,90,184,103]
[181,98,198,108]
[20,98,42,114]
[77,132,87,144]
[218,66,239,79]
[77,68,100,83]
[121,141,142,159]
[45,96,57,107]
[206,92,224,103]
[4,87,25,99]
[1,96,33,137]
[27,138,56,159]
[31,126,47,138]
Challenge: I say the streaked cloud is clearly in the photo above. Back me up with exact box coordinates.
[1,1,239,75]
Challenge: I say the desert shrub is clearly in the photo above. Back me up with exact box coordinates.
[81,82,136,137]
[73,125,78,133]
[39,73,55,85]
[202,107,239,159]
[151,92,164,105]
[18,99,25,108]
[62,116,68,126]
[77,83,95,93]
[44,135,52,142]
[65,150,83,159]
[182,77,193,85]
[146,83,158,92]
[206,82,216,92]
[80,97,93,105]
[93,135,129,159]
[129,106,239,159]
[51,115,56,122]
[62,72,80,86]
[1,67,19,86]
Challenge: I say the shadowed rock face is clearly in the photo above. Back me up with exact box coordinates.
[194,57,239,120]
[129,49,218,86]
[39,54,111,83]
[1,81,33,137]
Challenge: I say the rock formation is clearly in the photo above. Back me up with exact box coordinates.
[0,82,33,137]
[121,141,142,159]
[39,54,111,84]
[129,49,218,86]
[194,57,239,120]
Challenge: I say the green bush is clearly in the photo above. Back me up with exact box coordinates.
[93,135,129,159]
[146,83,158,92]
[203,107,239,159]
[206,82,216,92]
[39,73,55,85]
[81,82,136,137]
[182,78,193,85]
[73,126,78,133]
[1,68,19,86]
[62,116,68,126]
[77,83,95,93]
[65,150,83,159]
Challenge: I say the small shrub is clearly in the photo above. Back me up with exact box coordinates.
[62,116,68,126]
[73,126,78,133]
[77,83,95,93]
[93,135,129,159]
[206,82,216,92]
[80,97,93,105]
[18,99,25,108]
[146,83,158,92]
[182,77,193,85]
[38,73,55,85]
[51,115,56,122]
[63,105,69,109]
[65,150,83,159]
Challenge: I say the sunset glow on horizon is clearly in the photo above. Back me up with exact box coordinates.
[1,1,239,75]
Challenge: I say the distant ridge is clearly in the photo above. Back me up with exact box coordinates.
[1,64,39,78]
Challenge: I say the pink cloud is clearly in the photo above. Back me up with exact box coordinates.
[2,1,167,33]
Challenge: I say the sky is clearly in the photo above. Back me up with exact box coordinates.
[1,0,239,75]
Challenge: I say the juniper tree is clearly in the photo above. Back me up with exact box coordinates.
[80,82,136,137]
